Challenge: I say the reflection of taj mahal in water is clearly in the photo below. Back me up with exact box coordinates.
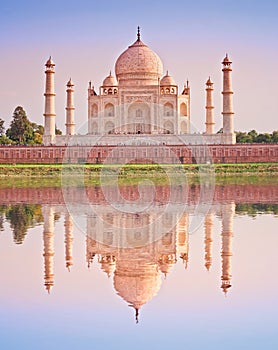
[43,27,236,146]
[42,200,235,322]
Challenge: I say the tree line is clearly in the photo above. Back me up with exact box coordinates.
[236,130,278,143]
[0,106,61,145]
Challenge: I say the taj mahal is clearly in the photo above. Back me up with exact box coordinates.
[43,27,236,146]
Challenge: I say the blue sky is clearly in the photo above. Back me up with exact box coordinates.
[1,0,277,132]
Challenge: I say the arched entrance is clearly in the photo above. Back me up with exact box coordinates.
[127,102,151,134]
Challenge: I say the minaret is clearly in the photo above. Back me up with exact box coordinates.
[42,206,55,294]
[205,77,215,134]
[222,54,235,143]
[64,213,73,271]
[221,203,235,295]
[177,213,189,268]
[204,213,213,271]
[65,78,75,136]
[43,57,56,145]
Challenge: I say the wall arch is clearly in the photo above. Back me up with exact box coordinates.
[105,121,115,134]
[91,104,98,118]
[164,102,174,116]
[180,103,187,116]
[164,120,174,134]
[104,103,115,117]
[180,120,188,134]
[127,102,151,134]
[91,121,98,134]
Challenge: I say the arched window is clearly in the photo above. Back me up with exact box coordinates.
[136,109,143,118]
[105,121,115,134]
[108,88,112,94]
[164,120,174,134]
[180,102,187,116]
[164,102,174,116]
[91,104,98,118]
[91,121,98,134]
[181,120,187,134]
[104,103,115,117]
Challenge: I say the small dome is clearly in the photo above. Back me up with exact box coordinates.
[115,29,163,86]
[222,54,232,65]
[45,56,55,66]
[160,71,176,86]
[102,72,118,87]
[67,78,74,87]
[206,76,213,85]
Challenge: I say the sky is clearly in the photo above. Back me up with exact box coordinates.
[0,0,277,133]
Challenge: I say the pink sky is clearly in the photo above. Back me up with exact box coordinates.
[1,0,277,133]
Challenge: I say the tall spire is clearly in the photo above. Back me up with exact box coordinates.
[137,26,141,41]
[43,57,56,145]
[205,76,215,135]
[221,53,235,143]
[65,78,75,136]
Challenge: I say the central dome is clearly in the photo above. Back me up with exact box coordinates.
[115,29,163,86]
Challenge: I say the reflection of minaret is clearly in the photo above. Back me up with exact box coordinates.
[42,206,55,294]
[204,213,213,271]
[86,217,97,268]
[64,213,73,271]
[177,213,189,268]
[221,203,235,295]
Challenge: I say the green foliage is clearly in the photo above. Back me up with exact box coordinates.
[0,135,13,145]
[236,203,278,216]
[6,106,34,144]
[55,125,62,135]
[0,118,5,136]
[3,107,44,145]
[4,204,43,244]
[236,129,278,143]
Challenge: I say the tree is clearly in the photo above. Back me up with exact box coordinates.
[0,118,4,136]
[6,106,34,144]
[271,131,278,143]
[5,204,43,245]
[55,125,62,135]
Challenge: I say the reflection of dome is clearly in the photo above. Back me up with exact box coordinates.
[114,264,161,311]
[115,29,163,86]
[102,72,118,87]
[160,71,176,86]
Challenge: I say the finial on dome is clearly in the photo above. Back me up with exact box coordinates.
[137,26,141,41]
[135,308,139,324]
[166,70,169,76]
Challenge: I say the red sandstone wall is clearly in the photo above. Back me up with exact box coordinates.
[0,144,277,164]
[0,184,277,205]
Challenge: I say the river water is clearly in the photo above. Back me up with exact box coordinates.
[0,182,277,349]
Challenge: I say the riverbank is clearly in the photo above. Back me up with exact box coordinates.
[0,163,277,187]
